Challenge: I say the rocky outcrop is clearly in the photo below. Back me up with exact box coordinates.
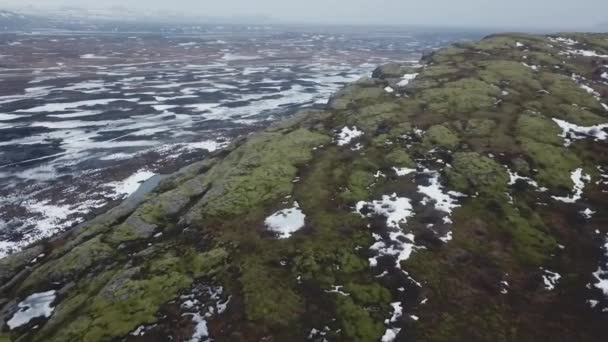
[2,33,608,341]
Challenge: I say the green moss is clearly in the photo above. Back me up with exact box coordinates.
[335,296,385,342]
[478,60,542,91]
[418,78,501,114]
[516,113,564,145]
[423,124,460,149]
[385,148,415,167]
[500,203,557,265]
[542,73,603,110]
[197,128,329,218]
[518,138,581,189]
[448,152,509,195]
[329,84,388,110]
[43,248,226,342]
[462,118,497,137]
[555,104,608,126]
[345,282,391,306]
[348,101,409,132]
[240,257,303,326]
[341,169,375,203]
[19,236,114,293]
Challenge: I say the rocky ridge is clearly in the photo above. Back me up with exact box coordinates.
[1,32,608,341]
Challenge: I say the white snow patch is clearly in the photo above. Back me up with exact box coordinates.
[221,53,260,61]
[418,172,462,215]
[548,37,579,46]
[7,291,57,329]
[568,49,608,58]
[397,73,419,87]
[0,113,22,121]
[388,302,403,323]
[541,268,561,290]
[507,169,542,189]
[325,285,350,296]
[552,118,608,146]
[381,328,401,342]
[80,54,110,59]
[522,63,539,71]
[186,312,209,342]
[384,86,394,93]
[356,193,413,229]
[552,168,590,203]
[592,235,608,297]
[582,208,596,219]
[183,140,226,152]
[264,202,306,239]
[336,126,364,146]
[17,98,137,113]
[516,42,524,47]
[393,167,416,176]
[108,169,156,198]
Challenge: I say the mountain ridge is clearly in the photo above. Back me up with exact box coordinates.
[1,32,608,341]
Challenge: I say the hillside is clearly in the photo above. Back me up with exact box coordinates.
[1,32,608,341]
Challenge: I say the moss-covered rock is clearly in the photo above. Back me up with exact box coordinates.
[448,152,509,195]
[423,124,460,149]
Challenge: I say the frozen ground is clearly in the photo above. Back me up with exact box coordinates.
[0,26,479,257]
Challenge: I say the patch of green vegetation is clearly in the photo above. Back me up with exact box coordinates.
[421,63,461,79]
[345,282,391,306]
[240,256,303,326]
[479,60,542,91]
[195,128,329,218]
[423,124,460,149]
[499,203,557,266]
[343,99,420,133]
[447,152,509,195]
[385,148,415,167]
[541,73,603,110]
[44,248,226,342]
[418,78,501,115]
[429,47,469,64]
[329,82,388,110]
[341,169,376,203]
[555,104,608,126]
[518,138,581,189]
[19,236,114,293]
[516,113,563,145]
[335,296,385,342]
[461,118,497,137]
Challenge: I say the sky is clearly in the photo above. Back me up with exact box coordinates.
[4,0,608,30]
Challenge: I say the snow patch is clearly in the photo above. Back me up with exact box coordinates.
[356,193,413,229]
[336,126,364,146]
[7,291,57,330]
[108,169,156,198]
[397,73,419,87]
[264,202,306,239]
[418,172,463,215]
[393,167,416,176]
[552,118,608,146]
[551,168,590,203]
[592,234,608,297]
[541,268,561,290]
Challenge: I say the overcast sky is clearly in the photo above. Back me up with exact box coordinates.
[5,0,608,30]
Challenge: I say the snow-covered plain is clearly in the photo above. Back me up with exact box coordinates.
[0,27,474,257]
